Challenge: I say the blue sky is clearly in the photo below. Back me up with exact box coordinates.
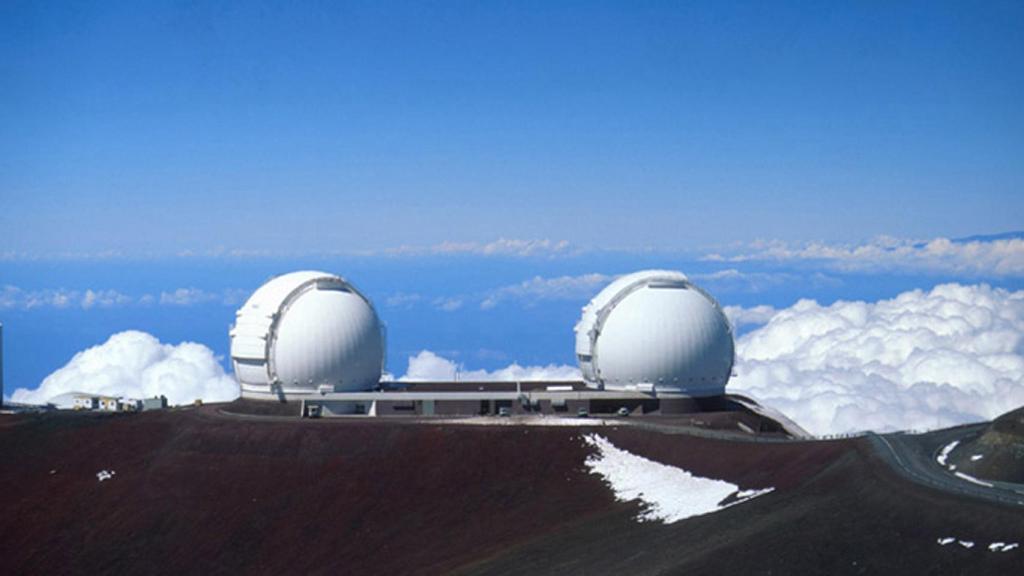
[2,2,1023,399]
[3,1,1023,254]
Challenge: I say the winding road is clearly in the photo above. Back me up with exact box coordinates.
[867,425,1024,508]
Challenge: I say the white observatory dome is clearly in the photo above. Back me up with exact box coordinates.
[230,271,384,401]
[574,270,734,395]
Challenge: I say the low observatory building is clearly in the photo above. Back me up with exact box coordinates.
[574,270,735,396]
[230,271,385,401]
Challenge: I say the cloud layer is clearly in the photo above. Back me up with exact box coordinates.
[705,235,1024,276]
[399,350,580,382]
[2,237,582,261]
[11,331,239,406]
[731,284,1024,435]
[382,238,578,258]
[383,272,614,312]
[722,304,779,331]
[0,285,245,310]
[0,286,133,310]
[480,273,612,309]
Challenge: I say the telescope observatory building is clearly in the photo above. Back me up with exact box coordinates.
[574,269,735,396]
[229,271,385,401]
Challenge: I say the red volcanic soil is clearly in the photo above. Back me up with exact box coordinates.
[1,408,1022,575]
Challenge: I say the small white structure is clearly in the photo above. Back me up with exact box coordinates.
[142,396,168,411]
[230,271,385,401]
[575,270,734,396]
[72,395,98,411]
[97,396,120,412]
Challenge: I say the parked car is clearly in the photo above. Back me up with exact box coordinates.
[577,407,589,418]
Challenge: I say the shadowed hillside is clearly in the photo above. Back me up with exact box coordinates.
[949,406,1024,484]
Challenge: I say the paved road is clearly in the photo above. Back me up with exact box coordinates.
[867,426,1024,508]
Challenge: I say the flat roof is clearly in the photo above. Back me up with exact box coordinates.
[308,389,701,402]
[391,380,589,393]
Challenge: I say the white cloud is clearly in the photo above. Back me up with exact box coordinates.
[480,273,612,309]
[731,284,1024,435]
[705,236,1024,276]
[159,288,219,306]
[399,350,580,382]
[178,247,293,259]
[385,292,422,309]
[0,285,246,310]
[391,272,612,312]
[159,288,247,307]
[219,288,251,306]
[0,286,133,310]
[477,269,830,311]
[722,304,779,330]
[11,331,239,406]
[81,289,133,309]
[691,269,839,294]
[432,297,464,312]
[694,269,747,280]
[383,238,579,258]
[0,249,129,261]
[3,238,581,260]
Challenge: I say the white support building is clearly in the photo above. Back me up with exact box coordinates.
[72,395,98,411]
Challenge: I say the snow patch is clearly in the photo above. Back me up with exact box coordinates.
[970,454,984,461]
[953,471,994,488]
[735,488,775,499]
[937,440,960,466]
[582,434,773,524]
[940,537,1018,552]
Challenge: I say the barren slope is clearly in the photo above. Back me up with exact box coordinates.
[1,407,1021,575]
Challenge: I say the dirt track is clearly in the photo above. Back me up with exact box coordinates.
[1,406,1022,575]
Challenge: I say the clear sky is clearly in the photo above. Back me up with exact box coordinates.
[3,1,1022,255]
